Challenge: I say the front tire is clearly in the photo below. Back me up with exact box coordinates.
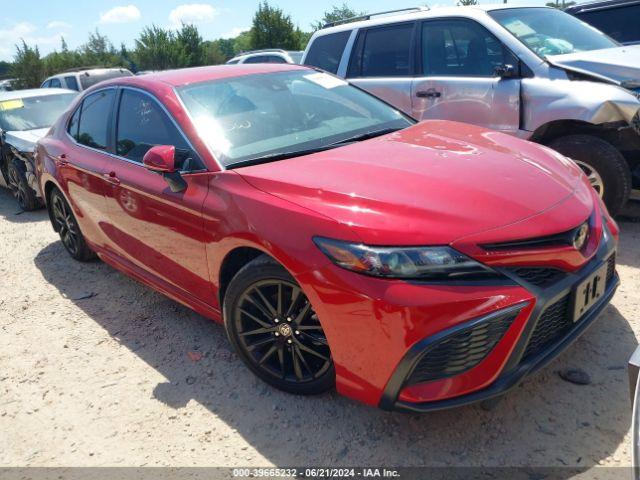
[49,188,95,262]
[223,255,335,395]
[6,158,39,211]
[548,134,631,216]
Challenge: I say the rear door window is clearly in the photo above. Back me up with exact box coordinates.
[304,31,351,73]
[76,89,115,150]
[49,78,62,88]
[243,55,270,63]
[115,89,199,170]
[349,23,415,77]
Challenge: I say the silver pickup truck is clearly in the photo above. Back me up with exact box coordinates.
[303,5,640,215]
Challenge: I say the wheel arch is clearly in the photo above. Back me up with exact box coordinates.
[217,246,274,308]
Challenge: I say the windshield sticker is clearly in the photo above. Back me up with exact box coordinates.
[0,99,25,111]
[504,19,535,37]
[304,73,347,89]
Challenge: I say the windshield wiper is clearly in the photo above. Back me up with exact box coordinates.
[326,126,403,147]
[225,127,403,169]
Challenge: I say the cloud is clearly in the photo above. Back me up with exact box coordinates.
[99,5,141,24]
[0,22,66,61]
[46,21,72,30]
[221,27,249,38]
[169,4,217,27]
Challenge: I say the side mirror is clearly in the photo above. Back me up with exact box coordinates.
[143,145,186,193]
[494,64,517,79]
[143,145,176,173]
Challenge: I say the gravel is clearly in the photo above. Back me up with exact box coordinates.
[1,188,639,469]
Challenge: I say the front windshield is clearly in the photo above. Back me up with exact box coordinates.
[176,70,414,167]
[0,93,77,131]
[489,8,618,57]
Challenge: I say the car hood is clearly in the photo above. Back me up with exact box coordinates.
[547,45,640,85]
[236,121,587,245]
[4,128,50,153]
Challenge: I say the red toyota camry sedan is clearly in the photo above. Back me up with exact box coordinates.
[35,64,619,412]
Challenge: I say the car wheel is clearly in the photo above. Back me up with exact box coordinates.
[548,134,631,216]
[49,187,95,262]
[224,255,335,395]
[6,158,39,211]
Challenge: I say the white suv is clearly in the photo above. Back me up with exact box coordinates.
[226,49,303,65]
[40,67,133,92]
[303,6,640,215]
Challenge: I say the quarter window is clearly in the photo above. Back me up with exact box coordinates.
[76,90,115,150]
[116,89,197,170]
[304,31,351,74]
[50,78,62,88]
[64,76,80,91]
[353,23,414,77]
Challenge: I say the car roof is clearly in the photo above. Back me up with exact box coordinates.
[0,88,77,101]
[314,4,551,35]
[98,64,308,89]
[46,68,132,79]
[565,0,640,13]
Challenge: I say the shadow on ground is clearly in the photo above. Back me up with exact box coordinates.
[32,229,638,470]
[0,188,48,224]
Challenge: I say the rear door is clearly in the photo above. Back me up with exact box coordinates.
[346,22,417,116]
[100,87,213,304]
[60,89,116,247]
[411,18,521,133]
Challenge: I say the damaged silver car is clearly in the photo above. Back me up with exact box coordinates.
[304,5,640,214]
[0,88,76,210]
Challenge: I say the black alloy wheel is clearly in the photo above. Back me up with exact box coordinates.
[49,188,95,261]
[224,256,335,395]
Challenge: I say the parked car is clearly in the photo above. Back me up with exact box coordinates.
[566,0,640,46]
[0,88,77,210]
[40,67,133,92]
[0,79,16,91]
[36,64,619,411]
[630,345,640,478]
[226,49,303,64]
[303,5,640,215]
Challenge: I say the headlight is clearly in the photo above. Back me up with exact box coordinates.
[313,237,498,280]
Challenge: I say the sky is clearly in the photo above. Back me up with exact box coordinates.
[0,0,552,61]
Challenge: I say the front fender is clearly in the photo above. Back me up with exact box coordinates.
[522,77,640,132]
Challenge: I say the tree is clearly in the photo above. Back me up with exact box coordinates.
[204,40,227,65]
[234,31,252,54]
[250,1,301,50]
[312,3,366,30]
[176,24,206,67]
[0,61,11,78]
[10,41,45,88]
[80,30,122,67]
[457,0,479,5]
[133,25,179,71]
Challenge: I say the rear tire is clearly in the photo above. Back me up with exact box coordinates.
[548,134,631,216]
[223,255,335,395]
[49,187,96,262]
[6,158,39,211]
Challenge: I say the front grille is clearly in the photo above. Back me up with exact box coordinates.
[509,267,565,288]
[521,254,616,362]
[406,310,518,386]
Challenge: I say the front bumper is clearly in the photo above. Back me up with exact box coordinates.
[379,226,619,412]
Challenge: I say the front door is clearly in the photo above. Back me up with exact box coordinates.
[411,19,521,134]
[100,88,213,304]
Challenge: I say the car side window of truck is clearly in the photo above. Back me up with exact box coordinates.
[305,31,351,74]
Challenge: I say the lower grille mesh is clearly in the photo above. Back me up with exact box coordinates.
[406,311,518,386]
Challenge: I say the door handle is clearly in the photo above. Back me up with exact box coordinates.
[416,89,442,98]
[103,171,120,185]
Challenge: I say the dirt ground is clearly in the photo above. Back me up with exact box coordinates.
[1,187,639,472]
